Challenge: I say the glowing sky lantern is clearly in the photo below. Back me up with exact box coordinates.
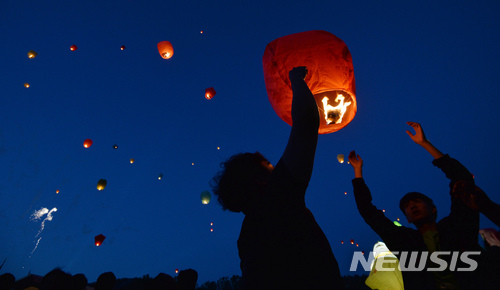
[120,45,126,50]
[70,45,77,51]
[365,242,404,290]
[201,191,211,205]
[350,239,354,245]
[158,173,163,180]
[95,234,106,246]
[130,158,135,164]
[83,139,93,148]
[24,83,30,88]
[157,41,174,59]
[337,154,344,163]
[205,87,216,100]
[97,179,107,191]
[113,144,118,149]
[263,30,356,134]
[27,50,37,59]
[175,269,179,274]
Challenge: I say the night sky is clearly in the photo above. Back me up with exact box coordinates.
[1,0,499,285]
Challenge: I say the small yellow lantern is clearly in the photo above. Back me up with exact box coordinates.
[337,154,344,163]
[27,50,37,59]
[97,179,107,191]
[130,158,135,164]
[201,191,211,204]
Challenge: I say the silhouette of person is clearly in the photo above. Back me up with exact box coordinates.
[39,268,73,290]
[452,180,500,227]
[0,273,15,290]
[177,268,198,290]
[348,122,483,290]
[94,271,116,290]
[211,67,344,289]
[147,272,176,290]
[72,273,88,290]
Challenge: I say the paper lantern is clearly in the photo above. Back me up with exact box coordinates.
[205,87,216,100]
[70,45,78,51]
[95,234,106,246]
[24,83,30,88]
[158,173,164,180]
[201,191,211,204]
[157,41,174,59]
[263,30,356,134]
[120,45,126,50]
[83,139,93,148]
[97,179,107,191]
[113,144,118,149]
[130,158,135,164]
[337,154,344,163]
[27,50,37,59]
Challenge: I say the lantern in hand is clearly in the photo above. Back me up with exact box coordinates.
[263,30,357,134]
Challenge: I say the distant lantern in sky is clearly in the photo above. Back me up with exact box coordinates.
[337,154,344,163]
[175,269,179,274]
[120,45,126,50]
[27,50,37,59]
[97,179,107,191]
[130,158,135,164]
[113,144,118,149]
[157,41,174,59]
[56,189,60,194]
[205,87,216,100]
[263,30,356,134]
[95,234,106,246]
[83,139,93,148]
[350,239,354,245]
[341,240,344,244]
[201,191,211,205]
[158,173,163,180]
[24,83,30,88]
[70,45,77,51]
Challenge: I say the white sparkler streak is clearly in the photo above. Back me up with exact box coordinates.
[30,207,57,256]
[30,237,42,256]
[32,207,57,237]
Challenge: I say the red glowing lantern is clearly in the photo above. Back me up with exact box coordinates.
[95,234,106,246]
[350,239,354,245]
[263,30,356,134]
[83,139,93,148]
[70,45,78,51]
[205,87,216,100]
[157,41,174,59]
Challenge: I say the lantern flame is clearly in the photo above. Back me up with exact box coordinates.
[163,52,171,58]
[322,94,351,125]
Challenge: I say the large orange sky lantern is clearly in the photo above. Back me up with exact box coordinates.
[263,30,357,134]
[157,41,174,59]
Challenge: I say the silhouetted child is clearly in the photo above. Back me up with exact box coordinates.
[177,268,198,290]
[0,273,15,290]
[94,271,116,290]
[348,122,483,290]
[211,67,344,289]
[39,268,73,290]
[72,273,88,290]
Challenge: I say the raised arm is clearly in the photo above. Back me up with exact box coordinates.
[406,122,444,160]
[348,150,363,179]
[281,67,320,185]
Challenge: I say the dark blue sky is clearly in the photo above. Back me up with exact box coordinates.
[1,0,499,284]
